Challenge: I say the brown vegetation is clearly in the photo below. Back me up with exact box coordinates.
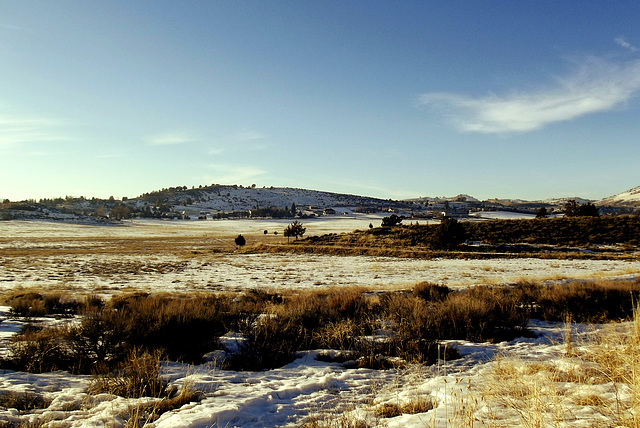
[0,391,51,412]
[479,308,640,426]
[374,397,434,418]
[259,216,640,260]
[3,278,640,376]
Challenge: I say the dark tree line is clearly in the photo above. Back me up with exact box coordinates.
[564,200,600,217]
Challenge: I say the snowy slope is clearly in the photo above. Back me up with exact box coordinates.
[598,185,640,207]
[405,194,481,203]
[143,185,414,214]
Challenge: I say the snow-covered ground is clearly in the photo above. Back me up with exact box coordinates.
[0,216,386,240]
[0,314,628,427]
[0,219,639,427]
[1,219,638,297]
[468,210,537,220]
[2,251,637,298]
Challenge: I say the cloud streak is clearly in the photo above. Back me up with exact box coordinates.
[0,113,69,148]
[418,56,640,134]
[147,132,198,146]
[234,131,266,142]
[615,36,638,52]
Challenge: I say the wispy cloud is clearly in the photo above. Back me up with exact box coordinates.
[418,56,640,134]
[615,36,638,52]
[0,113,69,148]
[95,153,125,159]
[203,164,266,184]
[232,131,268,151]
[0,23,30,32]
[147,132,198,146]
[234,131,266,142]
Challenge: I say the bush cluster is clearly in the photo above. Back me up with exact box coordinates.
[304,216,640,252]
[3,279,639,375]
[5,292,80,318]
[463,216,640,246]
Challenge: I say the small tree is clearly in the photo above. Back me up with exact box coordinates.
[235,234,246,248]
[577,202,600,217]
[431,217,466,250]
[564,200,600,217]
[381,214,402,227]
[535,207,548,219]
[564,200,578,217]
[95,205,107,218]
[284,220,305,242]
[109,204,131,220]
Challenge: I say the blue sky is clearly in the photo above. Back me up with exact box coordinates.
[2,1,639,202]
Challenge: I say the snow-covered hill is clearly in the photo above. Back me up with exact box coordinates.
[598,185,640,207]
[136,185,415,214]
[5,184,639,221]
[405,194,481,204]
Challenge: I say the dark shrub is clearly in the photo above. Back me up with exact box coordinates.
[413,282,450,301]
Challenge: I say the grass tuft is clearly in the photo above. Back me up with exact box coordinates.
[374,397,434,418]
[0,391,51,412]
[88,348,168,398]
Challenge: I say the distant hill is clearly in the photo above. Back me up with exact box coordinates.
[2,183,638,222]
[405,194,481,204]
[598,185,640,207]
[134,185,415,215]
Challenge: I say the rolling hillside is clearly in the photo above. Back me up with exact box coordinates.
[134,185,415,214]
[598,185,640,207]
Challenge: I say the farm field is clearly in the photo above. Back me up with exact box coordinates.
[0,218,639,427]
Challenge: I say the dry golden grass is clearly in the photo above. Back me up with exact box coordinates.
[88,348,203,427]
[0,225,286,260]
[476,307,640,427]
[482,358,567,428]
[0,391,51,412]
[301,413,370,428]
[374,397,434,418]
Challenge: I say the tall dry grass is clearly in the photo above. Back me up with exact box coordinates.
[3,279,640,375]
[88,348,203,427]
[477,303,640,427]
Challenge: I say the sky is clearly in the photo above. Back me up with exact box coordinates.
[1,1,640,202]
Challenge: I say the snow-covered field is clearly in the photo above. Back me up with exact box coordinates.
[0,219,639,427]
[468,210,537,220]
[1,219,637,297]
[0,315,632,427]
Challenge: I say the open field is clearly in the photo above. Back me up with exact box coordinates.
[1,219,638,299]
[1,218,640,427]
